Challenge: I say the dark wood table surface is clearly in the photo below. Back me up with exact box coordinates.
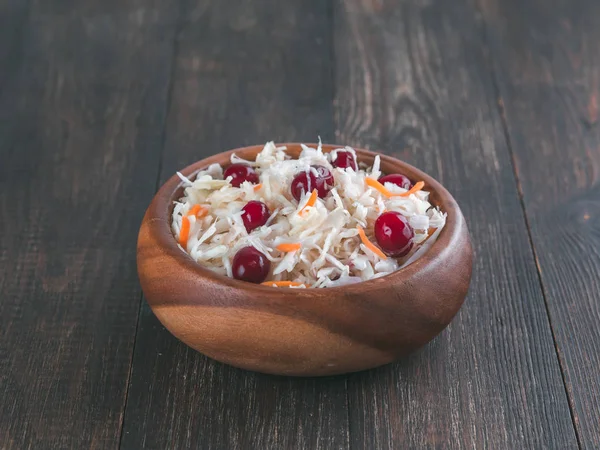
[2,0,599,448]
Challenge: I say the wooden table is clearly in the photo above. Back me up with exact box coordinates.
[1,0,599,448]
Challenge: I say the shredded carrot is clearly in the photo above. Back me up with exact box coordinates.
[276,243,302,252]
[187,204,208,218]
[400,181,425,197]
[253,183,263,192]
[261,281,309,288]
[365,178,425,198]
[188,204,201,217]
[298,189,318,215]
[179,216,191,249]
[365,178,391,196]
[421,227,437,244]
[357,226,387,259]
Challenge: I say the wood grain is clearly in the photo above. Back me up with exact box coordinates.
[480,0,600,446]
[121,1,349,448]
[2,0,596,446]
[334,0,579,448]
[0,0,178,447]
[0,0,30,93]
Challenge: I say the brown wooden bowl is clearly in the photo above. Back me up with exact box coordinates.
[137,144,472,376]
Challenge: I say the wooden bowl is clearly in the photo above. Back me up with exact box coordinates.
[137,144,472,376]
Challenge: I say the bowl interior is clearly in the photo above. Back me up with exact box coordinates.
[151,143,461,295]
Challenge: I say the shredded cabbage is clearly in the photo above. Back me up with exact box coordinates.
[172,142,446,287]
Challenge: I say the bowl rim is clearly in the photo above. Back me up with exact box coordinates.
[141,143,466,296]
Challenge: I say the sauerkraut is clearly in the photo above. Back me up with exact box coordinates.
[171,141,446,288]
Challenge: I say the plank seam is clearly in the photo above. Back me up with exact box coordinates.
[116,5,184,448]
[0,0,32,97]
[331,1,351,448]
[476,6,583,449]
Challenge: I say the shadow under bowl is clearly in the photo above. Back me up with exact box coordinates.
[137,144,473,376]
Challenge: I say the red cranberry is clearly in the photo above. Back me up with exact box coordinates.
[291,172,313,201]
[374,211,414,257]
[290,165,334,201]
[224,164,260,188]
[241,201,270,233]
[379,174,413,190]
[332,150,357,170]
[232,246,270,283]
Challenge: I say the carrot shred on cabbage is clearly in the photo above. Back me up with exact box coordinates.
[298,189,318,215]
[400,181,425,197]
[253,184,263,192]
[357,226,387,259]
[188,204,208,218]
[421,226,437,244]
[188,204,201,217]
[365,178,425,198]
[276,243,302,252]
[179,216,191,248]
[261,281,309,288]
[365,178,390,196]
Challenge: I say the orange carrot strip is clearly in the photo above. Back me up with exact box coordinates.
[421,227,437,244]
[253,183,263,192]
[261,281,309,288]
[187,204,208,218]
[179,216,191,248]
[298,189,318,215]
[188,204,201,217]
[276,243,302,252]
[365,177,391,196]
[357,226,387,259]
[399,181,425,197]
[365,178,425,198]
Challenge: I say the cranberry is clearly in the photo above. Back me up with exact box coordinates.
[332,150,357,170]
[232,246,270,283]
[291,172,313,201]
[241,201,270,233]
[379,174,413,190]
[224,164,260,188]
[374,211,414,257]
[290,165,334,201]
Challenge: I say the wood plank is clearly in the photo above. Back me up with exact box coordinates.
[0,0,30,92]
[334,0,579,448]
[120,1,348,449]
[0,1,178,447]
[480,0,600,446]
